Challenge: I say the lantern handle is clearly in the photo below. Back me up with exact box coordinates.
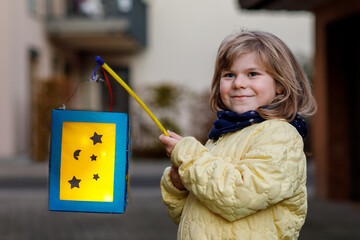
[95,56,169,137]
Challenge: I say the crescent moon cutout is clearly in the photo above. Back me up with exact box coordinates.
[73,149,81,160]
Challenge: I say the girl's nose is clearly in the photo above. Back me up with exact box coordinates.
[233,75,247,89]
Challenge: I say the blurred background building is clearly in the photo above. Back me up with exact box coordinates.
[2,0,358,203]
[0,0,147,161]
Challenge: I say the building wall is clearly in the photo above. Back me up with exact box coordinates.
[0,0,53,159]
[0,0,16,158]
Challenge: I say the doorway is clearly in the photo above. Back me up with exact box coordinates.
[327,13,360,200]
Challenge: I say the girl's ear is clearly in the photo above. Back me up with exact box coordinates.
[275,82,283,95]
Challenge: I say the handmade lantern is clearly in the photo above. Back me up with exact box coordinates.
[49,109,130,213]
[49,56,167,214]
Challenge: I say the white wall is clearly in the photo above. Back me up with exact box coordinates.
[0,0,16,158]
[0,0,53,158]
[131,0,314,92]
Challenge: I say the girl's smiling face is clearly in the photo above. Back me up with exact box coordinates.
[219,53,278,114]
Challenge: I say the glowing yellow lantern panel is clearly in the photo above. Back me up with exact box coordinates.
[60,122,116,202]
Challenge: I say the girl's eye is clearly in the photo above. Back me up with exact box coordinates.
[248,72,258,77]
[223,73,235,78]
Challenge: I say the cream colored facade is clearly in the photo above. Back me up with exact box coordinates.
[131,0,314,91]
[0,0,52,158]
[0,0,313,160]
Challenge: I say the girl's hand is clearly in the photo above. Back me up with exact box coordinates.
[158,130,183,157]
[170,165,186,190]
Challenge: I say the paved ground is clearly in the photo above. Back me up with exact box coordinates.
[0,158,177,240]
[0,157,359,240]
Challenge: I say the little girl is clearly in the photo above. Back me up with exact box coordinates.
[159,30,317,240]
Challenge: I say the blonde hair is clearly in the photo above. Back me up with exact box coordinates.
[210,30,317,120]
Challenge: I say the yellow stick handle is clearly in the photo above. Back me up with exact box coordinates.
[96,57,169,137]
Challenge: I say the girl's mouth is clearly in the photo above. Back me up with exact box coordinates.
[232,95,253,99]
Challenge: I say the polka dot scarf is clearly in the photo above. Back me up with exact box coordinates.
[208,110,307,140]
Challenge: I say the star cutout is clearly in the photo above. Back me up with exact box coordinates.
[90,132,102,145]
[93,174,100,181]
[90,154,97,161]
[68,176,81,189]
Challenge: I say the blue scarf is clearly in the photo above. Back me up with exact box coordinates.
[208,110,307,140]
